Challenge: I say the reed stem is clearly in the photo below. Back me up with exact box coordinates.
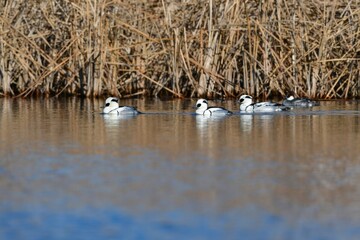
[0,0,359,99]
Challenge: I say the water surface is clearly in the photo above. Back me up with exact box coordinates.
[0,98,360,240]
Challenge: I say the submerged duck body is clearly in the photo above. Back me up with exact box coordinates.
[195,99,232,116]
[102,97,141,115]
[239,95,290,112]
[283,96,319,107]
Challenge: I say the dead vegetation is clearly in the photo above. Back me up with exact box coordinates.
[0,0,359,99]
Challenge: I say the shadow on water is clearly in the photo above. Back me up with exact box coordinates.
[0,98,360,239]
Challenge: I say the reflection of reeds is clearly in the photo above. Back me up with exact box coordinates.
[0,1,359,98]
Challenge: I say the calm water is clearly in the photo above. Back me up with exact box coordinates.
[0,98,360,240]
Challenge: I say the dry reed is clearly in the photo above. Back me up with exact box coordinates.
[0,0,359,99]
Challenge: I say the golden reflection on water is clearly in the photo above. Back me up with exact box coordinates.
[0,98,360,232]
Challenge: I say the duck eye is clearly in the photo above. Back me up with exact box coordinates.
[240,99,244,102]
[197,103,201,108]
[105,103,110,107]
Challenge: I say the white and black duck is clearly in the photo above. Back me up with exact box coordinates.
[239,95,289,112]
[282,96,319,107]
[195,99,232,116]
[102,97,141,115]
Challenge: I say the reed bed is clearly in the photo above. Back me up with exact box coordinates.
[0,0,359,99]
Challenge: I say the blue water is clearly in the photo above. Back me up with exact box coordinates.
[1,146,359,240]
[2,208,359,240]
[0,98,360,239]
[1,151,358,240]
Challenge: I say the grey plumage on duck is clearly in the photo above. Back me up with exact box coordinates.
[282,96,319,107]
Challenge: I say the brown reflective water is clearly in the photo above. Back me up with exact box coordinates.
[0,98,360,239]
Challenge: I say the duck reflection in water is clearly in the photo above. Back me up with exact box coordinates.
[102,114,138,127]
[239,113,276,132]
[239,114,253,132]
[195,114,228,131]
